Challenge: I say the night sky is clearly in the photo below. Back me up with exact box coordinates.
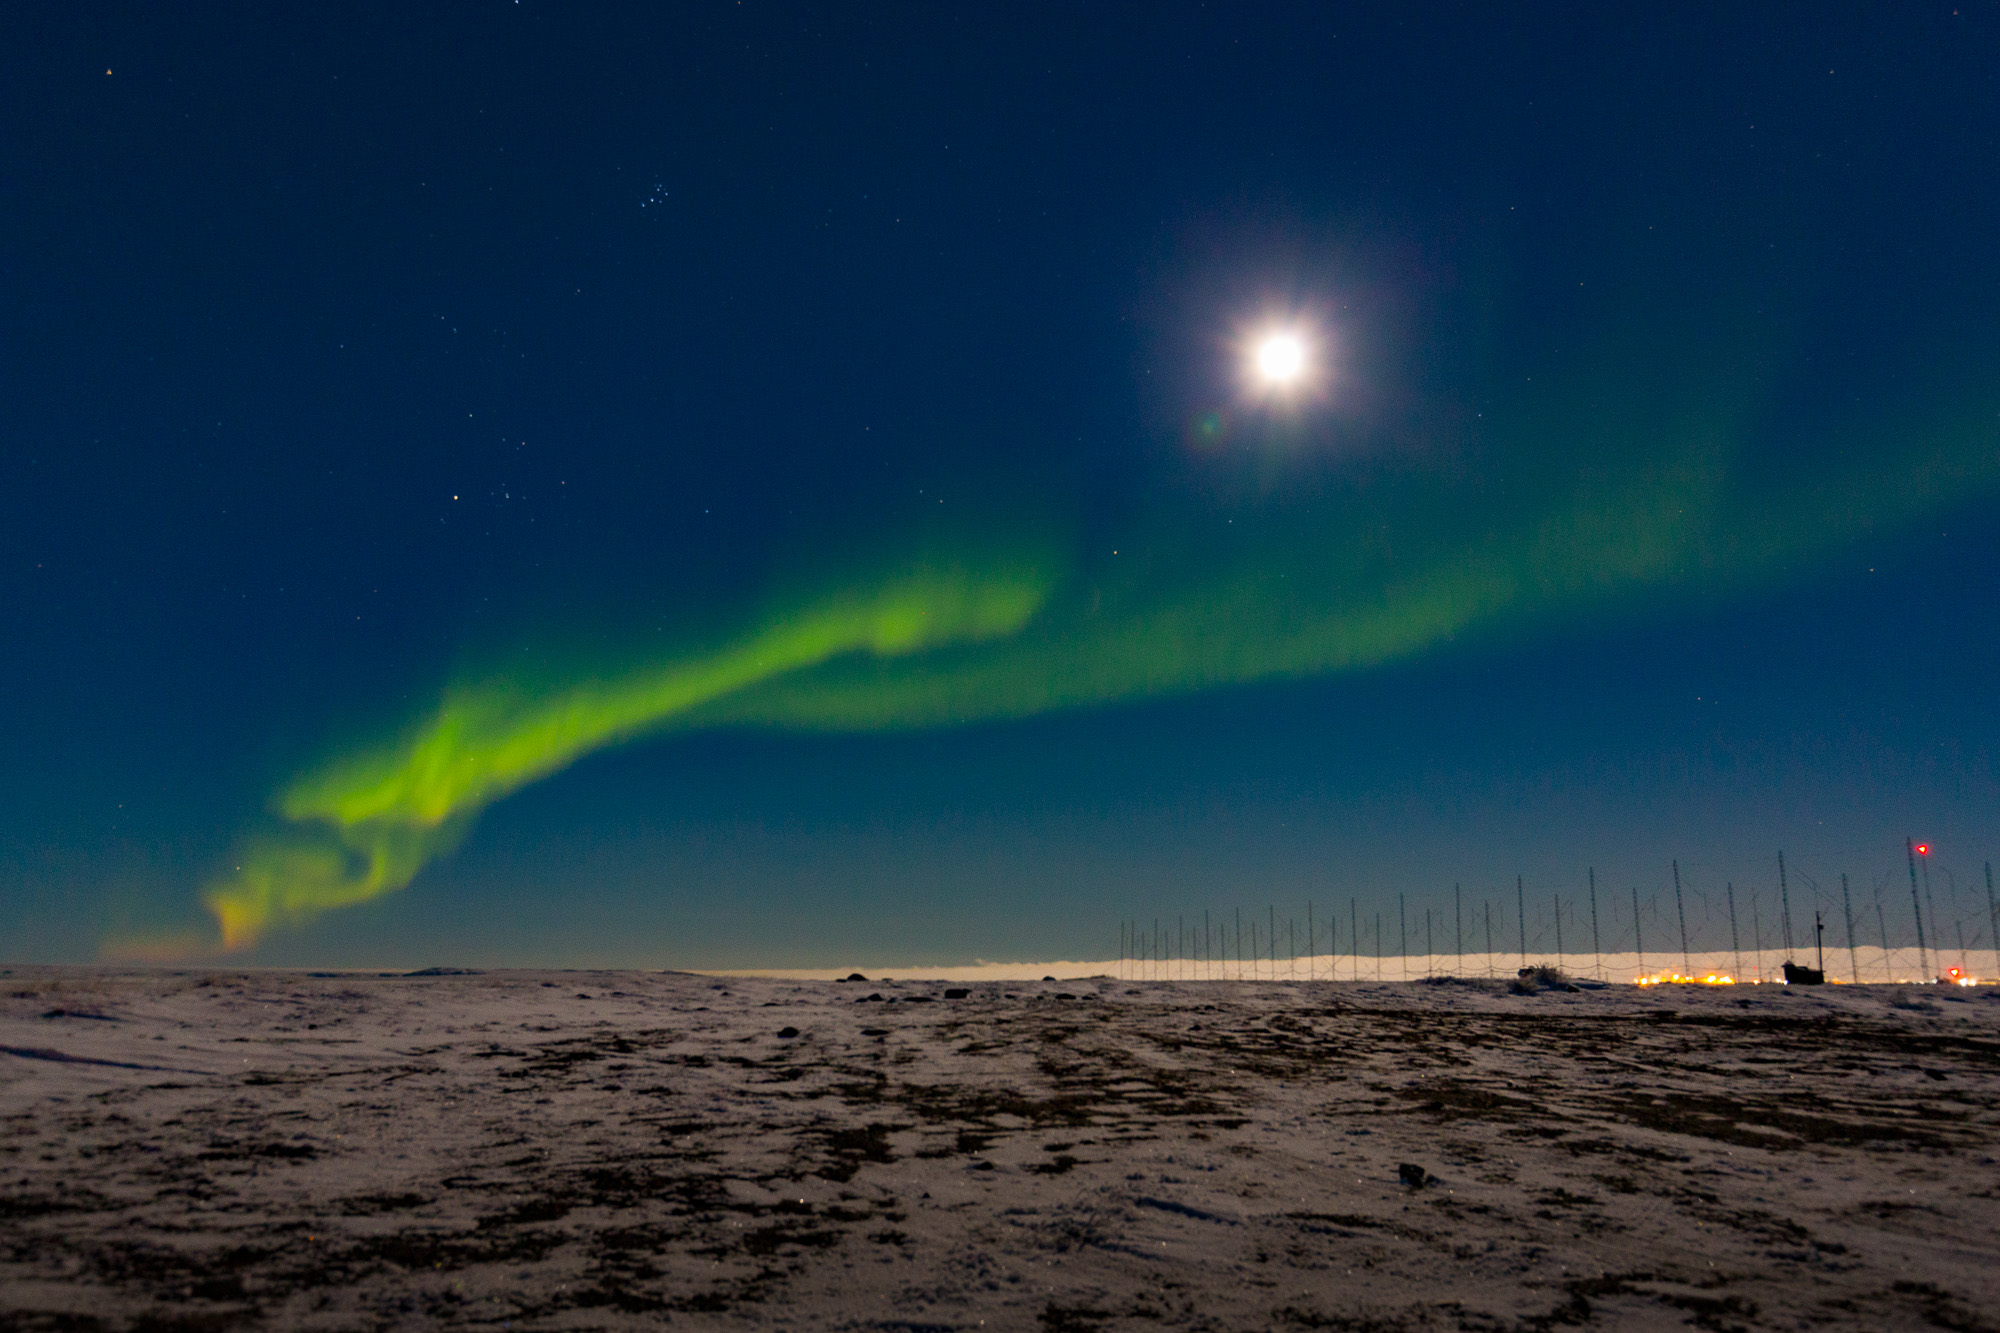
[6,4,1998,969]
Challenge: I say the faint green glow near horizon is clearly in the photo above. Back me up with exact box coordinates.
[203,558,1054,949]
[189,356,2000,955]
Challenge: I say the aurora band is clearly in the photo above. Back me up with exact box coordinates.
[199,359,2000,952]
[203,560,1054,950]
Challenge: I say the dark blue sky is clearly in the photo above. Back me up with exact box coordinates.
[5,3,1997,967]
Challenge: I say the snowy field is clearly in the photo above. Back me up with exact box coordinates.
[4,966,1998,1330]
[715,945,1991,987]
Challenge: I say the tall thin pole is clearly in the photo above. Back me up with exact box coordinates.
[1205,909,1212,982]
[1841,874,1860,984]
[1350,898,1359,982]
[1779,850,1794,954]
[1235,906,1244,982]
[1375,913,1383,981]
[1673,860,1691,978]
[1269,905,1277,981]
[1516,875,1528,967]
[1399,893,1408,981]
[1455,883,1464,976]
[1484,901,1494,978]
[1288,917,1297,981]
[1874,878,1890,982]
[1950,867,1970,974]
[1553,894,1564,972]
[1425,907,1433,979]
[1907,837,1931,978]
[1920,850,1943,974]
[1957,870,1973,975]
[1588,868,1602,982]
[1751,889,1764,982]
[1632,884,1646,980]
[1727,883,1742,981]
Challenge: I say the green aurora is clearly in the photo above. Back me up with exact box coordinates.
[193,334,2000,954]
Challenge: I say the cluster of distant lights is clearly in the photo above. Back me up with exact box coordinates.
[1634,967,1984,987]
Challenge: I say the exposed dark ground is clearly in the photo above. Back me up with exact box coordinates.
[3,968,1997,1331]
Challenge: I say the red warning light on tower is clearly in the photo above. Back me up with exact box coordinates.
[1916,844,1930,856]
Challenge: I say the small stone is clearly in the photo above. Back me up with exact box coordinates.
[844,973,869,982]
[1398,1163,1429,1188]
[776,1027,800,1039]
[944,988,970,999]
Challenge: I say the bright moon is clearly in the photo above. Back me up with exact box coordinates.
[1255,333,1306,383]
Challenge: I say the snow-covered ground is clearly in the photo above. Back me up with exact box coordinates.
[4,966,1997,1329]
[717,945,1992,987]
